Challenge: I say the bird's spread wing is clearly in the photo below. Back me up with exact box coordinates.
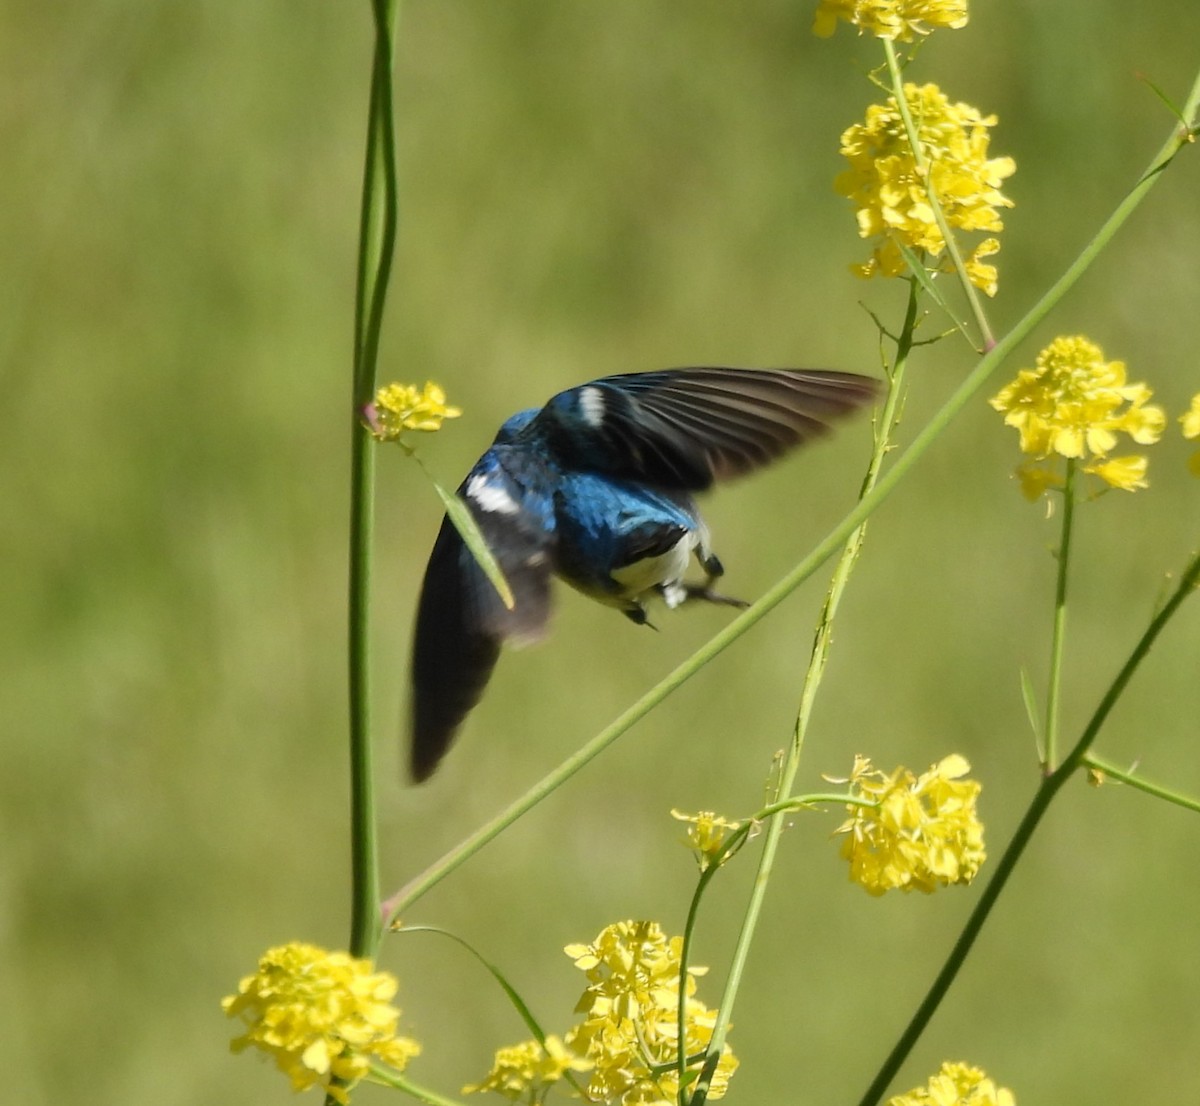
[535,368,879,491]
[409,463,554,782]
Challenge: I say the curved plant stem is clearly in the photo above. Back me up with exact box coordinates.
[673,792,862,1096]
[368,1065,467,1106]
[883,39,996,350]
[688,281,916,1106]
[348,0,400,963]
[675,856,725,1097]
[1042,460,1077,771]
[380,62,1200,928]
[855,547,1200,1106]
[1083,752,1200,815]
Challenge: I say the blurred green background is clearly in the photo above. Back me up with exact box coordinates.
[3,2,1199,1103]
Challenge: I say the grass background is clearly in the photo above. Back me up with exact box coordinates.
[3,2,1199,1103]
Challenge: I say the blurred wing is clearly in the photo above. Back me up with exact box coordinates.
[409,491,553,783]
[536,367,879,490]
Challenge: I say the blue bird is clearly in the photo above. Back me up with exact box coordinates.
[409,367,878,781]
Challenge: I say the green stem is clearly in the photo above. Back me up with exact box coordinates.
[882,40,996,349]
[672,795,863,1093]
[672,794,870,1099]
[354,0,401,398]
[347,429,379,958]
[1083,752,1200,815]
[1060,550,1200,770]
[688,281,916,1106]
[348,0,400,961]
[1043,460,1077,771]
[855,547,1200,1106]
[368,1065,468,1106]
[380,63,1200,925]
[675,855,725,1097]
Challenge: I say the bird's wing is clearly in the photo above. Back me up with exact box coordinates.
[409,463,554,782]
[534,367,879,491]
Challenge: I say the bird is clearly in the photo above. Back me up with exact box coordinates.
[409,366,879,782]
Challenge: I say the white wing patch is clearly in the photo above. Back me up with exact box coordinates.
[578,385,606,428]
[466,473,521,515]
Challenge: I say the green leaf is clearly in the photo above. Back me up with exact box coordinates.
[894,241,975,348]
[394,924,591,1098]
[1138,73,1188,129]
[395,925,548,1046]
[1019,666,1042,757]
[430,478,516,610]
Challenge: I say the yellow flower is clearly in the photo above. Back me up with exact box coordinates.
[564,921,737,1105]
[1085,455,1149,493]
[961,237,1001,299]
[671,809,745,870]
[222,942,420,1104]
[1014,463,1061,501]
[989,336,1166,498]
[836,83,1015,295]
[463,1035,591,1102]
[1182,393,1200,439]
[814,0,968,41]
[1181,392,1200,476]
[888,1061,1015,1106]
[368,380,462,441]
[833,754,986,896]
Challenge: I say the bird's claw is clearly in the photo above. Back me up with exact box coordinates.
[623,604,659,630]
[684,583,750,609]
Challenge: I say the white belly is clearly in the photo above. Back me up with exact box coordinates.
[609,532,699,608]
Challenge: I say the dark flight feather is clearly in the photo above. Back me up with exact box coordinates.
[409,468,554,782]
[537,368,879,490]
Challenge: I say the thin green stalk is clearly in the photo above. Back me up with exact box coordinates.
[1059,549,1200,773]
[688,282,916,1106]
[348,0,400,961]
[368,1065,467,1106]
[674,795,870,1096]
[347,430,379,958]
[855,547,1200,1106]
[675,854,726,1098]
[882,39,996,349]
[380,63,1200,925]
[1043,461,1077,771]
[354,0,401,397]
[1083,752,1200,815]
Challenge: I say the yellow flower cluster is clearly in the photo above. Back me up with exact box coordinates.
[566,921,738,1106]
[813,0,968,41]
[368,380,462,441]
[463,1035,592,1102]
[989,336,1166,498]
[888,1061,1015,1106]
[469,922,735,1105]
[1181,393,1200,476]
[222,942,420,1104]
[833,754,985,896]
[836,83,1015,295]
[671,808,745,870]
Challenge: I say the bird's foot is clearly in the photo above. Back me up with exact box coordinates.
[682,582,750,609]
[623,604,659,630]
